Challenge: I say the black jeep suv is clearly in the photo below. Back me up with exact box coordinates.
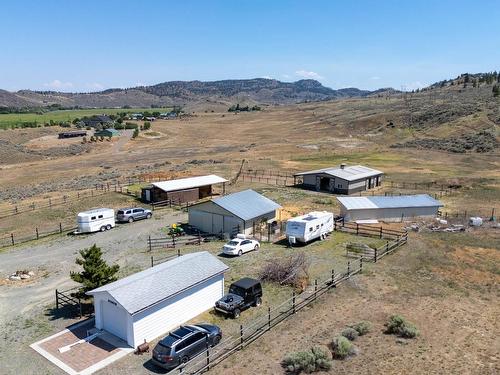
[214,278,263,318]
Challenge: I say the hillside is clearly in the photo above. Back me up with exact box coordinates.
[0,79,378,109]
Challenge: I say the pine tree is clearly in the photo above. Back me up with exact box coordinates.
[70,244,120,299]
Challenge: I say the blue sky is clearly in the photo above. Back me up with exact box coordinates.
[1,0,499,92]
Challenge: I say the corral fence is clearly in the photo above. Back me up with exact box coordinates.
[170,258,363,374]
[0,222,77,248]
[438,207,497,221]
[252,220,287,243]
[238,169,296,186]
[345,233,409,262]
[55,287,93,319]
[334,221,406,240]
[147,234,204,252]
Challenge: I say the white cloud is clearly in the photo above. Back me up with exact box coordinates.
[295,70,324,80]
[261,75,272,79]
[85,82,105,91]
[43,79,73,90]
[370,76,381,80]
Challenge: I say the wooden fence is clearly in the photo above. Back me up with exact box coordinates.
[0,222,77,248]
[345,232,409,262]
[334,221,406,240]
[147,234,204,251]
[238,169,296,186]
[55,287,89,319]
[171,259,363,374]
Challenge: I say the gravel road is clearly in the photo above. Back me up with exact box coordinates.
[0,209,186,325]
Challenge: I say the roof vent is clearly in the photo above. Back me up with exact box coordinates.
[340,163,346,169]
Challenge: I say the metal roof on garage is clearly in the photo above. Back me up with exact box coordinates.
[294,165,383,181]
[152,175,228,193]
[212,189,281,221]
[337,194,443,210]
[87,251,228,315]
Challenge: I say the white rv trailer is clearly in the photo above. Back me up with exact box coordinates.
[76,208,115,234]
[286,211,334,244]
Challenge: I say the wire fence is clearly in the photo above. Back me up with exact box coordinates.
[0,222,77,248]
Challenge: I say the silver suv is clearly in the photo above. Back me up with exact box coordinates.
[116,207,152,223]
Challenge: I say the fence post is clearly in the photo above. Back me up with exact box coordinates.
[55,289,59,309]
[314,279,317,300]
[172,236,176,248]
[374,247,378,262]
[386,241,389,254]
[49,198,52,207]
[177,248,180,257]
[206,338,210,370]
[11,233,14,246]
[360,257,363,273]
[59,222,63,234]
[292,291,296,314]
[347,261,351,275]
[15,206,18,214]
[151,256,153,267]
[379,226,383,239]
[240,324,244,349]
[268,307,271,329]
[36,227,39,240]
[148,235,152,252]
[356,223,359,235]
[331,269,335,284]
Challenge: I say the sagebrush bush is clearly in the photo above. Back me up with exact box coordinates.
[385,315,419,338]
[282,346,332,373]
[350,321,371,336]
[331,335,357,359]
[341,327,359,341]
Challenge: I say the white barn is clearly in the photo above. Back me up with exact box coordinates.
[337,194,443,222]
[87,251,228,348]
[188,189,281,237]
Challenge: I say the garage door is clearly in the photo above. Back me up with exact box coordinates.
[101,299,128,341]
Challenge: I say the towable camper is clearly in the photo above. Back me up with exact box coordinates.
[286,211,334,244]
[75,208,115,234]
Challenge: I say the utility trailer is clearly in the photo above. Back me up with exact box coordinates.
[75,208,115,234]
[286,211,334,244]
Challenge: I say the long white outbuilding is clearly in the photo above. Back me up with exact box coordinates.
[337,194,443,222]
[87,251,228,348]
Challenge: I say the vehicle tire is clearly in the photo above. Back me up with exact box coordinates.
[212,335,221,346]
[128,217,134,223]
[100,226,106,232]
[146,213,152,219]
[106,224,112,230]
[232,308,240,319]
[254,244,259,251]
[238,250,242,256]
[254,297,262,307]
[181,355,189,364]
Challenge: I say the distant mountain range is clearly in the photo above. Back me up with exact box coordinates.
[0,79,395,109]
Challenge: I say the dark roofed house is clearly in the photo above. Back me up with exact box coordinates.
[82,115,114,128]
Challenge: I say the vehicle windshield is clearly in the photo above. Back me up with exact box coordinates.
[117,210,124,214]
[227,241,239,246]
[228,284,245,297]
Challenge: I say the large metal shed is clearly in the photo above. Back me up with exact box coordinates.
[188,189,281,236]
[87,252,228,348]
[294,164,383,194]
[142,175,228,204]
[337,194,443,222]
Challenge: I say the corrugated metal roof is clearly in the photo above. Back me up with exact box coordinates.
[295,165,383,181]
[337,194,443,210]
[212,189,281,221]
[87,251,228,315]
[152,175,228,193]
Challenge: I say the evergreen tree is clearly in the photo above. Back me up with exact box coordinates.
[493,85,500,97]
[70,244,119,298]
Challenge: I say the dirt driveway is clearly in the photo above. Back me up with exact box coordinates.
[0,209,186,325]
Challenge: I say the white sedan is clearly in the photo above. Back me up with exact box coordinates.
[222,238,260,256]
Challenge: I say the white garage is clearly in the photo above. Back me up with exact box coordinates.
[87,251,228,348]
[188,189,281,237]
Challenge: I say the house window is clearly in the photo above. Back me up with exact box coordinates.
[309,227,313,232]
[91,216,96,220]
[98,215,103,219]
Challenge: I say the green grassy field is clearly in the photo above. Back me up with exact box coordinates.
[0,107,172,129]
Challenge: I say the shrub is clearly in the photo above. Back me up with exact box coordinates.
[385,315,419,338]
[282,346,332,373]
[349,321,371,336]
[125,122,138,129]
[331,336,357,359]
[259,252,310,290]
[341,327,359,341]
[114,124,125,130]
[132,128,139,138]
[143,121,151,130]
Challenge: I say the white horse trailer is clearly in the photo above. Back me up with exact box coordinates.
[76,208,115,234]
[286,211,334,244]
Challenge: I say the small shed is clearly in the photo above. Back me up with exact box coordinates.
[188,189,281,236]
[337,194,443,222]
[142,174,228,204]
[294,164,383,194]
[87,251,228,348]
[94,128,120,137]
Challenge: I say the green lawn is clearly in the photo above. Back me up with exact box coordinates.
[0,107,172,129]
